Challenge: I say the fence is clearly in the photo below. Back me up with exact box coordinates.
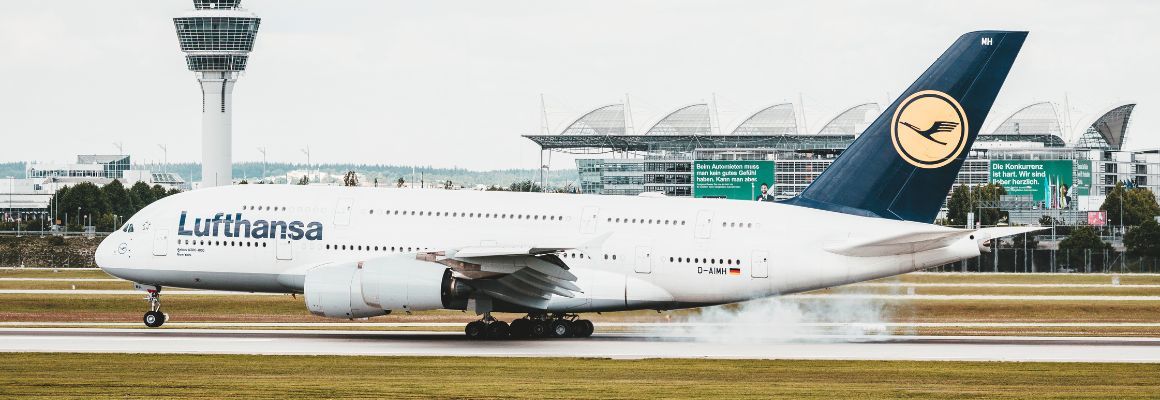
[932,248,1160,273]
[0,236,102,268]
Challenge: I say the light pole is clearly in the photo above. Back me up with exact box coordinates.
[7,176,13,233]
[300,146,312,183]
[258,147,267,183]
[158,144,168,174]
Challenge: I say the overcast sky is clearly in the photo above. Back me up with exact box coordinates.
[1,0,1156,170]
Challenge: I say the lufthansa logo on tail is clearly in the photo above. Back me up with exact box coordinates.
[890,90,969,169]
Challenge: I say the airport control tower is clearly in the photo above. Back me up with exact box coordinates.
[174,0,261,188]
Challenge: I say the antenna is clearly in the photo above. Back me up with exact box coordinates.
[710,93,721,135]
[539,93,549,135]
[113,142,124,155]
[257,147,267,183]
[798,92,808,134]
[625,93,635,135]
[300,146,311,183]
[1063,92,1074,141]
[157,144,168,174]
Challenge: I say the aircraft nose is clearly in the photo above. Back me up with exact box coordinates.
[94,233,119,272]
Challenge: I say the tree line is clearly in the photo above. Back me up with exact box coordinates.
[47,180,180,232]
[945,182,1160,261]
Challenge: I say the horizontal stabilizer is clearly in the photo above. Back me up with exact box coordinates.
[826,225,1047,257]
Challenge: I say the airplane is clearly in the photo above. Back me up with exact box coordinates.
[96,31,1038,339]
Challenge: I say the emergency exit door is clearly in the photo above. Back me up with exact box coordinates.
[750,251,769,278]
[334,198,353,226]
[276,238,293,260]
[152,229,169,256]
[634,246,652,274]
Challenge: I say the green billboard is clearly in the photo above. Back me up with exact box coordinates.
[1074,160,1093,196]
[693,161,776,200]
[989,160,1074,209]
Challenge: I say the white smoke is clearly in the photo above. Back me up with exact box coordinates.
[660,284,903,343]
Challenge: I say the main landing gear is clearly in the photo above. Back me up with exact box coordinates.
[142,288,167,328]
[465,313,594,340]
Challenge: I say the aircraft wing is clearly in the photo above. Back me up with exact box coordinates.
[416,236,608,309]
[825,226,1047,257]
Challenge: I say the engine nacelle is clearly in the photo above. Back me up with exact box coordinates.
[304,256,467,319]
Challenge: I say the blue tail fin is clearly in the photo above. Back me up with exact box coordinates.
[782,31,1027,223]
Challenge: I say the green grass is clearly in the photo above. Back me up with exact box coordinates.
[0,269,113,279]
[830,285,1160,296]
[3,294,1160,325]
[890,273,1160,285]
[0,353,1157,399]
[0,280,132,290]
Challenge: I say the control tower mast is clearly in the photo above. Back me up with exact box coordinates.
[174,0,261,188]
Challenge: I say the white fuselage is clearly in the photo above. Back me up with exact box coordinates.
[96,185,980,313]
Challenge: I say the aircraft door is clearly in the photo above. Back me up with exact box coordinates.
[750,250,769,278]
[580,206,598,234]
[334,198,353,226]
[276,238,293,260]
[634,246,652,274]
[695,210,713,239]
[152,229,169,256]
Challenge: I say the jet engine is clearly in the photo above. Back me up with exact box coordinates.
[303,256,470,319]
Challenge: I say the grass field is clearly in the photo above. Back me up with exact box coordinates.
[0,353,1157,399]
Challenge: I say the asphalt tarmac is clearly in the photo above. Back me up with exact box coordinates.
[2,327,1159,363]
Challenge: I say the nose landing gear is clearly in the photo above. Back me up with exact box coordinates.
[141,287,167,328]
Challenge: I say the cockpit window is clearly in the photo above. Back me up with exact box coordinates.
[122,224,134,233]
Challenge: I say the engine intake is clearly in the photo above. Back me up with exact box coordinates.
[304,256,469,319]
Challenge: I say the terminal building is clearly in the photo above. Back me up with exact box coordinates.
[2,155,186,216]
[525,101,1157,224]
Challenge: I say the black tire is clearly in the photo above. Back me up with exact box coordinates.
[465,321,487,339]
[509,319,531,338]
[530,321,548,337]
[575,319,594,338]
[487,321,510,339]
[549,319,573,338]
[143,311,164,328]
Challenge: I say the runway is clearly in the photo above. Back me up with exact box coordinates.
[3,328,1160,363]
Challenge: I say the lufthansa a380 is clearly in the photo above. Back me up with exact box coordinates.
[97,31,1039,339]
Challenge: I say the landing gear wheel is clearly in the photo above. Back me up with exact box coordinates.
[549,319,574,338]
[143,311,165,328]
[509,319,531,338]
[530,321,548,337]
[141,287,165,328]
[574,319,594,338]
[465,321,487,340]
[486,321,510,339]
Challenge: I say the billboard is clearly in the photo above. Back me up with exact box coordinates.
[693,161,775,201]
[1088,211,1107,226]
[989,160,1074,209]
[1074,160,1093,196]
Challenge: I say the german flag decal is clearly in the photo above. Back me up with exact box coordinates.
[728,268,741,276]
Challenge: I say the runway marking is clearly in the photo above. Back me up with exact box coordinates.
[0,278,125,282]
[6,290,1160,301]
[790,294,1160,301]
[851,282,1160,288]
[1,328,1160,362]
[3,322,1160,328]
[0,290,282,295]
